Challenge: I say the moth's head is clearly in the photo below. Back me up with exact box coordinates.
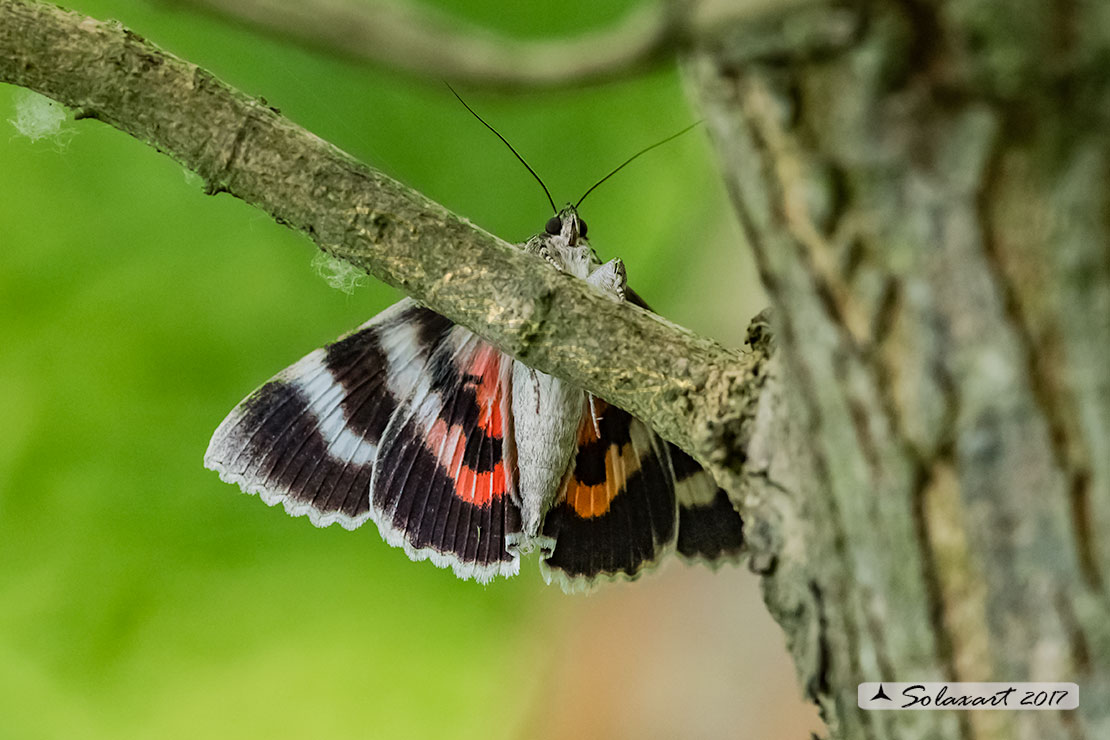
[542,205,588,245]
[523,204,594,278]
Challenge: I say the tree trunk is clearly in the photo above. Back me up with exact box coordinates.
[686,2,1110,737]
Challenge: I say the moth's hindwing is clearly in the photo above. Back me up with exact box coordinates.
[539,397,679,591]
[539,396,745,591]
[370,327,522,583]
[670,446,744,564]
[204,299,442,529]
[620,289,744,565]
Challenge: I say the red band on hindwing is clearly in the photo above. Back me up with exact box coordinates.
[427,419,507,506]
[418,342,510,507]
[469,344,504,435]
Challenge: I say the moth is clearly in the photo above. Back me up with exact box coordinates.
[204,99,744,592]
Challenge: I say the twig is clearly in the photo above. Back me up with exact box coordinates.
[162,0,831,91]
[0,0,769,482]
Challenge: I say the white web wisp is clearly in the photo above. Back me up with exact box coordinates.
[9,90,72,147]
[312,251,367,294]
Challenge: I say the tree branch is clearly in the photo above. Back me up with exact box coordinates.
[163,0,841,91]
[0,0,768,486]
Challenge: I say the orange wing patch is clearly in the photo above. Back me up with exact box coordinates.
[564,443,642,518]
[562,400,642,519]
[540,399,681,585]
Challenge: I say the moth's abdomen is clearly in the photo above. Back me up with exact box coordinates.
[510,362,584,539]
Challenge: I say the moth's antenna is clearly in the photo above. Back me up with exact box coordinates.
[575,121,702,208]
[446,83,557,215]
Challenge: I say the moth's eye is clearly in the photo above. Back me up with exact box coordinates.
[544,216,562,235]
[577,219,588,238]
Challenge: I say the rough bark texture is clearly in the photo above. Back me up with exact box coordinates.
[688,1,1110,737]
[4,0,1109,737]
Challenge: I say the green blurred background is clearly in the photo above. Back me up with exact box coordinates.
[0,1,822,737]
